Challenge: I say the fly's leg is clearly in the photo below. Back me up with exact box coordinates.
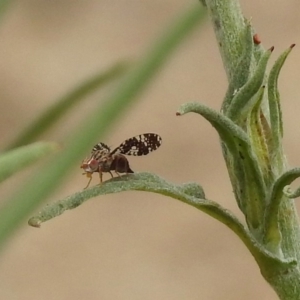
[84,173,93,189]
[98,170,103,185]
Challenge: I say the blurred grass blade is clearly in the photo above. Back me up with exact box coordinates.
[0,4,206,248]
[6,62,129,150]
[0,0,12,20]
[0,142,59,183]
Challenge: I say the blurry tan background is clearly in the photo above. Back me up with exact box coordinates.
[0,1,300,299]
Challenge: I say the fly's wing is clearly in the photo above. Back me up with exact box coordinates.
[88,142,111,161]
[92,142,110,153]
[110,133,162,156]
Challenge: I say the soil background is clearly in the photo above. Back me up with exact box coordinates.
[1,1,300,299]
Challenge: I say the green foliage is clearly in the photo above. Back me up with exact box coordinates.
[226,47,273,122]
[0,142,59,183]
[0,4,206,249]
[2,0,300,298]
[6,63,129,151]
[26,171,297,269]
[268,45,296,175]
[0,0,12,20]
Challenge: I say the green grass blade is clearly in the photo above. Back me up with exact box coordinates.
[0,142,59,183]
[6,62,129,150]
[0,0,12,19]
[0,4,206,249]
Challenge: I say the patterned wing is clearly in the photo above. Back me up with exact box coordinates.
[92,142,110,153]
[111,133,162,156]
[89,142,111,161]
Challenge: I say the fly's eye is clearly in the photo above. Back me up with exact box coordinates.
[89,159,99,170]
[81,159,98,172]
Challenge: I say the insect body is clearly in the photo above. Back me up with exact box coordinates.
[81,133,162,188]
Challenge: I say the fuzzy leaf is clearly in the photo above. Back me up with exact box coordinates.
[264,168,300,248]
[28,172,296,269]
[28,173,207,227]
[283,186,300,199]
[268,44,295,175]
[177,102,266,230]
[247,86,273,186]
[226,47,274,122]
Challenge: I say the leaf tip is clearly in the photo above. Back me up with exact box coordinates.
[180,182,205,199]
[176,111,181,116]
[269,46,275,52]
[290,43,296,49]
[28,217,41,228]
[253,33,261,45]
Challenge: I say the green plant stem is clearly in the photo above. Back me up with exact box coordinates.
[205,0,300,298]
[205,0,246,81]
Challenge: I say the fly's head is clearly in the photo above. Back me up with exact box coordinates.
[81,145,111,176]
